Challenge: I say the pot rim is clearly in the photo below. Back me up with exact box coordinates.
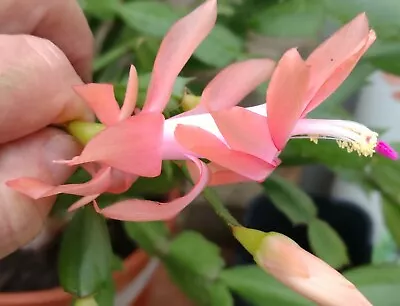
[0,249,149,304]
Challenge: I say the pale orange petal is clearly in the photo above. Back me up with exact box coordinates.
[95,156,209,221]
[6,167,112,198]
[303,13,375,114]
[142,0,217,113]
[68,194,100,211]
[211,107,278,162]
[73,84,120,126]
[177,59,275,118]
[187,161,253,186]
[119,65,138,121]
[60,113,164,177]
[175,124,275,181]
[266,49,310,150]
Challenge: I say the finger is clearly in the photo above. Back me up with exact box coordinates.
[0,128,80,259]
[0,0,93,82]
[0,34,93,144]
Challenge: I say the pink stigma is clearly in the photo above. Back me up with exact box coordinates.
[376,140,398,160]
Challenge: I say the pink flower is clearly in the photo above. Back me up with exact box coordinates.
[256,233,372,306]
[7,0,220,221]
[170,13,396,186]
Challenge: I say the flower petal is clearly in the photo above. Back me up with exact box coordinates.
[176,59,275,117]
[256,234,372,306]
[68,194,100,211]
[94,156,209,221]
[266,49,310,150]
[60,113,164,177]
[119,65,138,121]
[211,106,278,162]
[142,0,217,113]
[6,167,112,199]
[73,84,120,126]
[303,13,375,114]
[187,161,252,186]
[304,30,376,115]
[175,124,275,181]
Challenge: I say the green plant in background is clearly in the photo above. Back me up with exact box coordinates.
[23,0,400,305]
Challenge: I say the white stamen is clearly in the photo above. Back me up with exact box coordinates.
[293,119,378,157]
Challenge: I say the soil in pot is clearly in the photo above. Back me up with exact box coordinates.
[0,219,137,292]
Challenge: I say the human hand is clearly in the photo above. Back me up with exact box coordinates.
[0,0,94,258]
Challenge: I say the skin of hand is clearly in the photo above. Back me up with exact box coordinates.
[0,0,94,258]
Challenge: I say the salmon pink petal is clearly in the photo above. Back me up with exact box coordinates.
[211,107,277,162]
[119,65,138,121]
[6,167,112,199]
[303,13,375,114]
[142,0,217,113]
[73,84,120,126]
[107,170,138,194]
[304,30,376,115]
[61,113,164,177]
[68,194,100,211]
[94,156,209,221]
[176,59,276,118]
[175,124,275,181]
[266,49,310,150]
[187,161,252,186]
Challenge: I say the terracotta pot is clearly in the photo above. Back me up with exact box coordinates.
[0,249,151,306]
[0,190,181,306]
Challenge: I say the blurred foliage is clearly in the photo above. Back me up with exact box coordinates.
[56,0,400,305]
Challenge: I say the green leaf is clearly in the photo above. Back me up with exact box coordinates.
[370,157,400,204]
[95,278,115,306]
[220,266,312,306]
[281,139,370,170]
[80,0,119,19]
[382,196,400,247]
[194,24,243,67]
[307,219,349,269]
[323,0,400,40]
[111,254,124,272]
[117,2,181,38]
[163,231,232,306]
[253,0,324,38]
[59,206,113,297]
[344,265,400,305]
[123,221,170,256]
[366,40,400,75]
[261,174,317,225]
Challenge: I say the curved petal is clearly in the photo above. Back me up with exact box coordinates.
[94,156,209,221]
[211,107,277,162]
[59,113,165,177]
[73,84,120,126]
[6,167,112,199]
[175,124,275,181]
[68,194,100,211]
[176,59,276,118]
[119,65,138,121]
[187,161,252,186]
[266,49,310,150]
[142,0,217,113]
[303,30,376,115]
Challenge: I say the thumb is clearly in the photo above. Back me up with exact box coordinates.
[0,128,80,259]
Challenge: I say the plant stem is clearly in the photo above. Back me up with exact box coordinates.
[202,187,241,227]
[180,165,241,227]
